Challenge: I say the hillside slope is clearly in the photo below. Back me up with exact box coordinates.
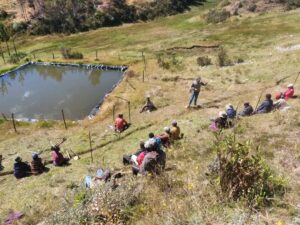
[1,1,300,224]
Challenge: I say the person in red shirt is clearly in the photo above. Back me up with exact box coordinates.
[114,114,129,133]
[283,84,294,100]
[51,145,69,166]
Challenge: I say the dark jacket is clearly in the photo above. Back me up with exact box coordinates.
[226,108,237,119]
[256,99,273,113]
[14,162,31,179]
[30,158,46,175]
[239,105,254,117]
[215,117,228,129]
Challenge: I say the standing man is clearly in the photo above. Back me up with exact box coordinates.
[186,77,206,108]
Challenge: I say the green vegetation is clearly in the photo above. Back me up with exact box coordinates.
[0,0,300,224]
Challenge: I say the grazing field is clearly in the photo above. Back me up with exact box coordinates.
[0,0,300,224]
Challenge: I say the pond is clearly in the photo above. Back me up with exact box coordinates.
[0,64,123,120]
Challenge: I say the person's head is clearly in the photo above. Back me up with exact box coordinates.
[172,120,177,127]
[288,84,294,89]
[164,127,171,133]
[226,104,233,110]
[144,139,155,150]
[148,132,155,138]
[196,77,201,83]
[140,141,145,150]
[244,102,250,107]
[219,111,227,119]
[146,95,151,101]
[266,94,272,100]
[118,114,123,119]
[51,145,60,152]
[32,153,39,160]
[15,156,22,163]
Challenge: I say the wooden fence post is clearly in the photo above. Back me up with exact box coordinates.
[128,101,131,124]
[112,105,116,122]
[11,113,17,133]
[61,109,68,130]
[96,50,98,60]
[142,70,145,82]
[89,131,93,164]
[1,113,8,121]
[52,53,55,59]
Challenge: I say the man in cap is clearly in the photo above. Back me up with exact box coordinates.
[13,156,31,179]
[114,114,129,133]
[140,96,157,113]
[255,94,273,114]
[30,153,47,175]
[238,102,254,117]
[186,77,206,108]
[170,120,181,140]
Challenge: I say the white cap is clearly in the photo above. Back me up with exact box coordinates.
[219,111,227,118]
[226,104,233,110]
[288,84,293,88]
[164,127,171,132]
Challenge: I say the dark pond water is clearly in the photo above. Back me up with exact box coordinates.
[0,65,123,120]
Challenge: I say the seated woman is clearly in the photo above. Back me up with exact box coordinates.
[215,111,229,129]
[276,84,295,100]
[225,104,237,119]
[30,153,47,175]
[238,102,253,117]
[51,145,69,166]
[14,157,31,179]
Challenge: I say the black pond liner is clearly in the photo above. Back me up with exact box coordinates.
[0,61,128,121]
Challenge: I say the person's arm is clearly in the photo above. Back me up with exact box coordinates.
[201,82,207,86]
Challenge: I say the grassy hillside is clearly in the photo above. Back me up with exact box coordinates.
[1,0,300,224]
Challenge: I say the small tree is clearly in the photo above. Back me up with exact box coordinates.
[0,22,11,56]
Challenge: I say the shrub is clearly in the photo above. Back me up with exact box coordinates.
[248,3,257,12]
[206,9,231,24]
[217,47,232,67]
[8,52,27,64]
[156,53,182,71]
[0,10,8,20]
[209,134,286,207]
[197,56,212,67]
[60,48,84,59]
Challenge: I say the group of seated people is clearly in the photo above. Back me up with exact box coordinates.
[212,84,295,130]
[12,143,70,179]
[123,121,182,175]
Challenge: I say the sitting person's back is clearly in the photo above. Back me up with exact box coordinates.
[170,121,181,140]
[14,157,31,179]
[215,112,228,129]
[256,94,273,114]
[51,146,68,166]
[140,97,157,113]
[225,104,236,119]
[114,114,128,132]
[158,127,171,148]
[30,153,46,175]
[239,102,253,117]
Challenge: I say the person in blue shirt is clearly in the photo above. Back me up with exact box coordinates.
[226,104,237,119]
[255,94,273,114]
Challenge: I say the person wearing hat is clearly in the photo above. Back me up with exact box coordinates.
[225,104,237,119]
[114,114,129,133]
[51,145,69,166]
[140,96,157,113]
[13,156,31,179]
[170,120,181,140]
[30,153,47,175]
[186,77,207,108]
[255,94,273,114]
[283,84,294,100]
[238,102,254,117]
[214,111,229,129]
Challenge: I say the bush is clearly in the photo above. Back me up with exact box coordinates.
[156,53,182,71]
[206,9,231,24]
[217,47,232,67]
[209,134,286,207]
[8,52,27,64]
[0,10,8,20]
[247,3,257,12]
[197,56,212,67]
[60,48,84,59]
